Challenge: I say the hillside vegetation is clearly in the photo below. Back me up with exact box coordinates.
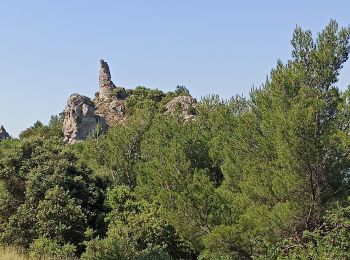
[1,20,350,259]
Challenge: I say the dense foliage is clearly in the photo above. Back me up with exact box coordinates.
[1,21,350,259]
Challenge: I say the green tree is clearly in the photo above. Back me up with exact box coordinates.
[0,138,105,250]
[36,186,87,245]
[19,114,64,140]
[83,185,194,259]
[174,86,190,96]
[79,107,154,187]
[137,114,228,254]
[218,20,350,256]
[255,201,350,259]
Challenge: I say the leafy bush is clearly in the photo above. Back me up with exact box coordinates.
[254,202,350,259]
[29,237,76,260]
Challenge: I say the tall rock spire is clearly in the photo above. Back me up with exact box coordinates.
[99,59,116,99]
[0,125,10,140]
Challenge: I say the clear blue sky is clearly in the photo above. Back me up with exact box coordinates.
[1,1,350,137]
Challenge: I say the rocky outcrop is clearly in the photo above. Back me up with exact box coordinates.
[165,96,197,121]
[63,94,107,144]
[63,60,128,144]
[62,60,196,144]
[98,59,116,100]
[0,126,10,140]
[94,96,127,126]
[94,59,128,125]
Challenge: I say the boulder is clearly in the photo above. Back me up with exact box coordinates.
[63,94,107,144]
[165,96,197,121]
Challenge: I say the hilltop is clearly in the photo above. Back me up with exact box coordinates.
[62,60,197,144]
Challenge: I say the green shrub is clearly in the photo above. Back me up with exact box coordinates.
[29,237,76,259]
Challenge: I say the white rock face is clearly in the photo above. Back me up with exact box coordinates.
[63,94,107,144]
[0,126,10,140]
[165,96,197,121]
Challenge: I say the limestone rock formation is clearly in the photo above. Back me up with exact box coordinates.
[0,126,10,140]
[63,94,107,144]
[62,59,196,144]
[94,59,128,125]
[98,59,116,100]
[165,96,197,121]
[63,60,128,144]
[94,97,127,126]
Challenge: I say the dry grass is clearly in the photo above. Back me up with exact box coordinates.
[0,247,28,260]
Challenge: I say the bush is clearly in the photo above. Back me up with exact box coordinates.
[29,237,76,259]
[81,237,124,260]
